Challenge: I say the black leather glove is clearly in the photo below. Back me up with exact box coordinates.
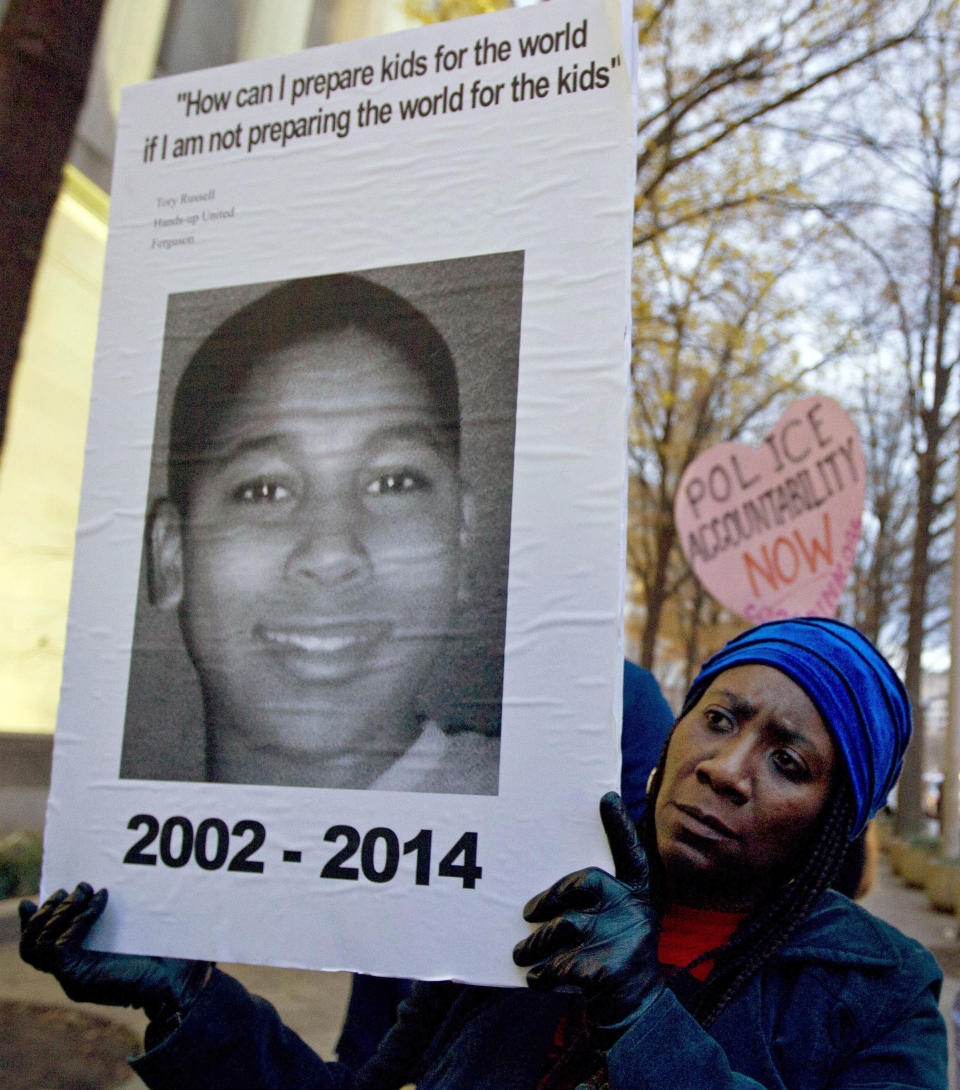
[513,791,664,1045]
[19,882,210,1025]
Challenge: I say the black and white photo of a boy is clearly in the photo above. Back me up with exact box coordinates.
[120,256,521,792]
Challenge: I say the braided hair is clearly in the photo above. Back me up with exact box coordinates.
[642,740,857,1029]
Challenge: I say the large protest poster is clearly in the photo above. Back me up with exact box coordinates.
[41,0,635,986]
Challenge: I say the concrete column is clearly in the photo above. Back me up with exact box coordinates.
[70,0,170,189]
[237,0,313,60]
[100,0,171,114]
[327,0,416,43]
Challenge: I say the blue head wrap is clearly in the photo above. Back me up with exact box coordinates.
[682,618,911,837]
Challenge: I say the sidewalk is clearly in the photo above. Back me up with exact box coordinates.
[860,852,959,1089]
[2,856,957,1089]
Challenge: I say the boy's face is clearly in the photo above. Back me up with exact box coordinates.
[151,327,468,768]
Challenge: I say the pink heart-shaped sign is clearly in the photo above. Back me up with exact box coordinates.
[674,396,865,625]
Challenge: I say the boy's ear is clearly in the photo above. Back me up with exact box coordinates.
[147,499,185,610]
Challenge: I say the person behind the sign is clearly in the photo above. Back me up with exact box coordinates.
[143,272,496,793]
[19,618,947,1088]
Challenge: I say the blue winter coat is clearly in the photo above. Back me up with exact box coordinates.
[130,890,946,1090]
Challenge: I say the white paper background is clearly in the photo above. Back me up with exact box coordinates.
[42,0,634,987]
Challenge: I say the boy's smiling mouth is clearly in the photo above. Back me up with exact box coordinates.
[254,620,394,667]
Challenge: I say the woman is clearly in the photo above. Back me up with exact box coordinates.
[20,618,947,1087]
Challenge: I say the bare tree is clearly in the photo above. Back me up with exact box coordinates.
[634,0,930,241]
[841,384,914,649]
[627,0,930,668]
[816,11,960,836]
[629,185,855,670]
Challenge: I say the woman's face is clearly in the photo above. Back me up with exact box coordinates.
[152,327,467,782]
[654,664,836,911]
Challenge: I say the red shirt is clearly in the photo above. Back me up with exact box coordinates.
[658,903,747,980]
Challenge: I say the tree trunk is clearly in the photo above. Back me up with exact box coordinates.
[898,437,937,839]
[0,0,105,452]
[683,583,706,691]
[639,514,676,671]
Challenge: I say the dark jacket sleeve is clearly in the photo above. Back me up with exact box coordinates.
[130,969,355,1090]
[606,945,946,1090]
[606,990,772,1090]
[828,944,946,1090]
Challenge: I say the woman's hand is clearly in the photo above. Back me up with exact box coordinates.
[19,882,211,1024]
[512,792,664,1044]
